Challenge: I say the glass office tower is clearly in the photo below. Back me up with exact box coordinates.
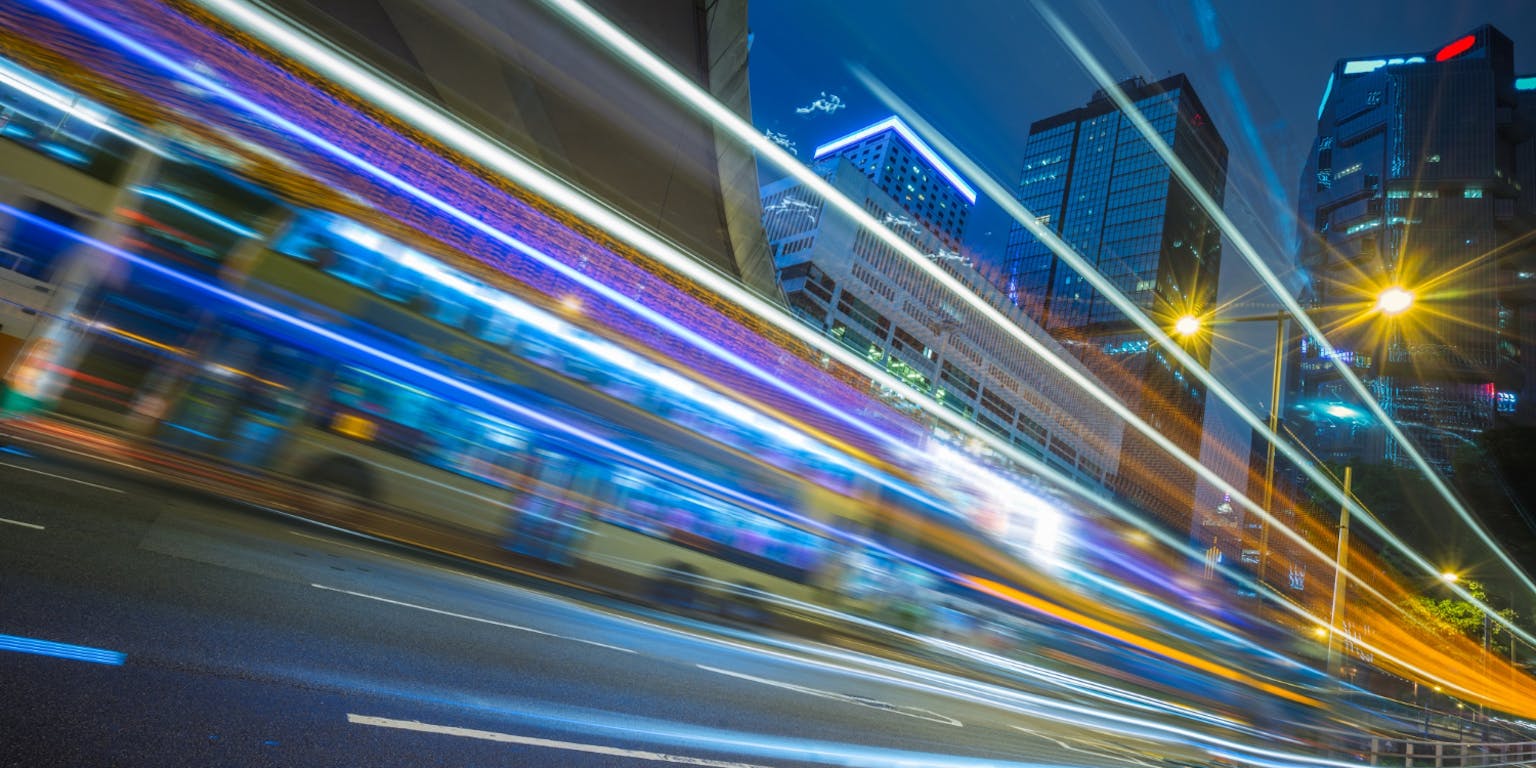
[1293,25,1536,472]
[1000,74,1228,537]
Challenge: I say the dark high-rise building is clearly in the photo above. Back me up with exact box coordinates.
[999,74,1228,537]
[1293,25,1536,472]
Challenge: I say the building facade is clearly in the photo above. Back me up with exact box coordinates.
[998,75,1229,536]
[1292,25,1536,472]
[811,117,976,255]
[763,119,1123,491]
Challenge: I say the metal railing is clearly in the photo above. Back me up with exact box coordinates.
[1364,738,1536,767]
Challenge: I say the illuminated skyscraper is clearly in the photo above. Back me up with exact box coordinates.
[999,74,1228,537]
[1293,25,1536,471]
[812,117,976,255]
[762,121,1123,492]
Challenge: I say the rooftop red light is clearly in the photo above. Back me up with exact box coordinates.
[1435,34,1476,62]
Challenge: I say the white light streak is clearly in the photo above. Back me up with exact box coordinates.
[1029,0,1536,649]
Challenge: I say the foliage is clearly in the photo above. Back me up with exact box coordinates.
[1407,579,1520,655]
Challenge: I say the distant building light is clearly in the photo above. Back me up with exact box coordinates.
[1518,76,1536,91]
[1317,72,1335,120]
[1343,59,1387,75]
[1339,57,1427,76]
[1326,404,1361,419]
[1498,391,1518,413]
[1464,187,1483,199]
[1435,34,1477,62]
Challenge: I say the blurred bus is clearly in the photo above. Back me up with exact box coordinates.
[0,51,1005,622]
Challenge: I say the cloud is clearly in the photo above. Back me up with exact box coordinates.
[926,247,971,267]
[764,129,797,155]
[764,196,819,223]
[882,212,921,236]
[795,91,845,116]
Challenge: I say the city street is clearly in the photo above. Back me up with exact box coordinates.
[2,451,1208,767]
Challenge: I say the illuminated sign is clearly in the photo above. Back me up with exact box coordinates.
[813,117,978,204]
[1341,56,1426,75]
[1517,76,1536,91]
[1435,34,1476,62]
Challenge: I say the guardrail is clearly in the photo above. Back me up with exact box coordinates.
[1364,738,1536,767]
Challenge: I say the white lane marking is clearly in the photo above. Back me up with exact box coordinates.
[347,714,772,767]
[289,530,421,566]
[1011,725,1165,768]
[0,461,125,493]
[312,584,634,653]
[0,516,45,530]
[697,665,962,727]
[12,441,142,473]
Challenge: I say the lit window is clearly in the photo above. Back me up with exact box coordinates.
[1464,187,1483,199]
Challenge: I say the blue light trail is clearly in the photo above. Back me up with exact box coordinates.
[0,633,126,665]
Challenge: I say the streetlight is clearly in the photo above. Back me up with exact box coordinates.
[1440,570,1493,734]
[1174,309,1286,590]
[1173,285,1416,593]
[1173,314,1201,338]
[1376,286,1415,316]
[1326,466,1353,679]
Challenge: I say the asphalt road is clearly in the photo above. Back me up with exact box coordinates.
[1,449,1241,767]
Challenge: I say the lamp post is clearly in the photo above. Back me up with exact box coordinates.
[1326,465,1353,679]
[1175,310,1285,590]
[1441,571,1493,734]
[1174,285,1414,594]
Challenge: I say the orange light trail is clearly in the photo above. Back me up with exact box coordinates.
[959,574,1321,709]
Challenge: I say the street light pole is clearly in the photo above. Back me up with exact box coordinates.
[1326,465,1352,679]
[1176,310,1287,591]
[1176,287,1413,596]
[1257,313,1284,591]
[1482,611,1490,738]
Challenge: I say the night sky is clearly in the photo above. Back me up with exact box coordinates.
[747,0,1536,510]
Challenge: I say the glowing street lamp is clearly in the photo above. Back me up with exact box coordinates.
[1376,286,1415,316]
[1172,309,1289,590]
[1173,314,1201,338]
[1179,285,1415,595]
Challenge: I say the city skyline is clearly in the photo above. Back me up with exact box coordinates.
[751,1,1536,513]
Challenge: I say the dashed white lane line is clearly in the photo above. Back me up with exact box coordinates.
[347,714,773,767]
[0,516,45,530]
[311,584,635,654]
[697,665,963,727]
[289,530,421,566]
[0,461,125,493]
[1010,725,1164,767]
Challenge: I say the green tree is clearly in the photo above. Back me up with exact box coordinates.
[1407,579,1519,656]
